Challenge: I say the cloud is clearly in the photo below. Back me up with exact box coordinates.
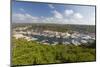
[64,10,83,19]
[73,13,83,19]
[65,10,74,16]
[42,9,85,24]
[12,9,85,24]
[19,8,25,12]
[13,8,94,25]
[42,17,54,23]
[88,16,95,25]
[42,10,84,24]
[12,13,39,23]
[52,10,63,19]
[48,4,55,9]
[64,10,85,24]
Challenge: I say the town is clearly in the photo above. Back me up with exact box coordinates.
[12,25,95,46]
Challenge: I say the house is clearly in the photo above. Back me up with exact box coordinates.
[72,39,81,46]
[63,41,70,45]
[13,33,25,39]
[81,40,87,43]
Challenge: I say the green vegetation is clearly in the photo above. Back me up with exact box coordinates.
[12,38,96,66]
[12,23,95,33]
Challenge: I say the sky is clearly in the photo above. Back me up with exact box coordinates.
[12,0,96,25]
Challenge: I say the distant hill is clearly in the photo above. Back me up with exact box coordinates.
[12,23,96,33]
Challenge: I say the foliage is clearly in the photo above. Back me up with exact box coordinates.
[12,38,96,66]
[12,23,95,33]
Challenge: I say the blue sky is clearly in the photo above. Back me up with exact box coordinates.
[12,0,95,25]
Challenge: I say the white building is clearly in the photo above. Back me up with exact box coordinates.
[13,34,25,39]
